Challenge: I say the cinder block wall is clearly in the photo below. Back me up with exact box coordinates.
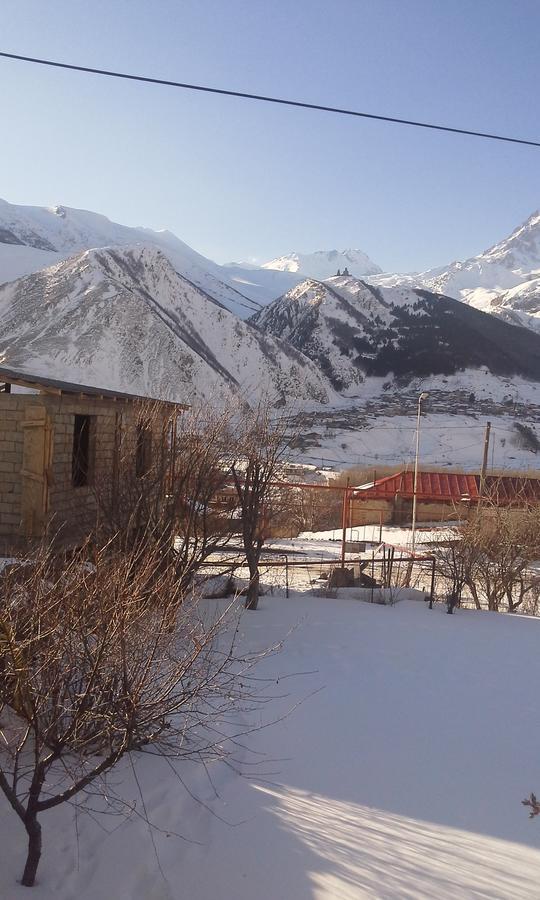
[350,496,471,529]
[1,393,176,549]
[350,499,394,527]
[0,395,39,538]
[43,397,128,544]
[414,501,466,523]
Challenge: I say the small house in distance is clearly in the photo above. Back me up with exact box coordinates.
[0,366,188,552]
[350,469,540,527]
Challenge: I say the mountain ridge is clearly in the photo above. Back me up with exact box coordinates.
[0,198,289,318]
[0,245,336,407]
[372,209,540,327]
[251,274,540,394]
[3,197,540,332]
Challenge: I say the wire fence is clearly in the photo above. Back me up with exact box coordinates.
[198,546,540,617]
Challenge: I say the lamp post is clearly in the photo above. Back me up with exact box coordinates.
[411,391,429,557]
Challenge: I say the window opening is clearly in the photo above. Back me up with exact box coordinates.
[136,422,152,478]
[72,415,91,487]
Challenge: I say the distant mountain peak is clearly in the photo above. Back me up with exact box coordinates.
[371,207,540,323]
[477,208,540,271]
[262,248,382,279]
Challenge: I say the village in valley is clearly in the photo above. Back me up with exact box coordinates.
[2,3,540,898]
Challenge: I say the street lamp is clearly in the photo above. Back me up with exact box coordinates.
[411,391,429,556]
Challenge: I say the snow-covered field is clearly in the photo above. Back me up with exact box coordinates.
[298,407,540,473]
[289,370,540,473]
[293,524,455,547]
[2,592,540,899]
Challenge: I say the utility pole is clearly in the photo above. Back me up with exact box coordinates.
[479,421,491,499]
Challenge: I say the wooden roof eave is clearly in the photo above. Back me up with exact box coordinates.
[0,372,189,409]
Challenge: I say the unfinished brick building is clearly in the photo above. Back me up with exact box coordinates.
[0,366,186,552]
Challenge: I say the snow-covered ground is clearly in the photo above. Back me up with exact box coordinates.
[294,524,456,548]
[298,410,540,473]
[288,370,540,473]
[2,593,540,899]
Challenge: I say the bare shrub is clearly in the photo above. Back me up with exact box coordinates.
[0,538,276,887]
[93,401,237,587]
[514,422,540,455]
[432,503,540,613]
[293,485,343,533]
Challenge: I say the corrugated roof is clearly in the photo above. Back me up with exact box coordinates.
[352,470,540,504]
[0,365,189,407]
[483,475,540,503]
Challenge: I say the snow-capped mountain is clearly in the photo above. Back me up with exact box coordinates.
[463,277,540,333]
[461,210,540,277]
[251,275,540,395]
[216,262,302,307]
[5,197,540,335]
[0,198,288,318]
[422,210,540,297]
[0,246,336,407]
[262,248,382,279]
[372,210,540,330]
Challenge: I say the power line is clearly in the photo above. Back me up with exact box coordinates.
[1,49,540,149]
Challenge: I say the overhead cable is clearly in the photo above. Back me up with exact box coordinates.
[1,50,539,148]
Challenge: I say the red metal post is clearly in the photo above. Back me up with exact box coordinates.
[340,477,350,569]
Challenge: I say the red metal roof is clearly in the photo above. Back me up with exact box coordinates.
[483,475,540,503]
[353,471,540,504]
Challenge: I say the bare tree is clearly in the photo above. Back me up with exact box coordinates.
[432,503,540,613]
[93,402,237,587]
[430,533,477,608]
[0,538,276,887]
[231,403,292,610]
[289,484,343,534]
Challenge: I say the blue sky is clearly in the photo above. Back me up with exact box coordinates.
[2,0,540,271]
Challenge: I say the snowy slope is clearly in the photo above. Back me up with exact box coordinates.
[217,262,303,306]
[465,276,540,333]
[0,246,336,407]
[262,247,382,279]
[479,210,540,273]
[0,199,271,318]
[252,275,540,395]
[2,594,540,899]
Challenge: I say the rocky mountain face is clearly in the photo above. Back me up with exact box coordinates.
[0,246,336,407]
[262,248,382,279]
[251,275,540,395]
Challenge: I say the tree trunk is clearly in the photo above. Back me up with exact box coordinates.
[468,582,481,610]
[21,814,42,887]
[245,569,259,610]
